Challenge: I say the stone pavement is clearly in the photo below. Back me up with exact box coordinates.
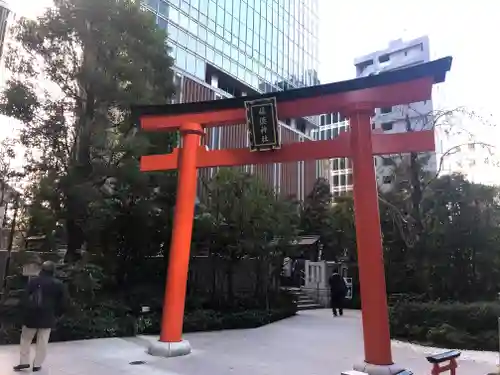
[0,309,496,375]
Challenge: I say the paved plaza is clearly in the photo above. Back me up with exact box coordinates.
[0,310,496,375]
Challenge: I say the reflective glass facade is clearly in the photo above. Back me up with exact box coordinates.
[142,0,319,92]
[311,116,353,197]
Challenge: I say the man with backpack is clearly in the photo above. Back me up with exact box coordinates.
[13,261,68,372]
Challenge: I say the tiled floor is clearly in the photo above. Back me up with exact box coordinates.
[0,310,496,375]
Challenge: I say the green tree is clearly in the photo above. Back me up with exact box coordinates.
[421,174,500,300]
[376,107,499,298]
[330,195,356,261]
[381,161,500,300]
[193,169,299,305]
[301,177,340,260]
[0,0,177,264]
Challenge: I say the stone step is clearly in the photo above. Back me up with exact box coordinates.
[282,288,301,294]
[298,299,316,305]
[297,303,322,310]
[297,295,315,301]
[282,287,323,310]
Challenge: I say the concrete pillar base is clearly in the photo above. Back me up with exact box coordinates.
[353,362,406,375]
[147,339,191,358]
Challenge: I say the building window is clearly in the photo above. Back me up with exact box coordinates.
[382,157,393,166]
[339,158,346,169]
[159,0,169,16]
[297,122,306,134]
[158,17,168,30]
[340,174,346,185]
[380,107,392,114]
[146,0,159,10]
[381,122,393,131]
[333,175,339,186]
[382,176,393,184]
[379,54,390,63]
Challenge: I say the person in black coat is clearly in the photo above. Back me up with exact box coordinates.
[328,272,347,317]
[14,261,69,372]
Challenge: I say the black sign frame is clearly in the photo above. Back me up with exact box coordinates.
[244,97,281,152]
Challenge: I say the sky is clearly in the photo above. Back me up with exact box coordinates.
[318,1,500,185]
[3,0,500,184]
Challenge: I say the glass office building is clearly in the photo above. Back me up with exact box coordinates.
[142,0,319,93]
[141,0,321,201]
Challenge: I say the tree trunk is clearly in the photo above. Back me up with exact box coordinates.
[254,257,262,300]
[226,261,234,306]
[210,253,218,302]
[405,116,427,291]
[64,19,97,264]
[65,215,84,262]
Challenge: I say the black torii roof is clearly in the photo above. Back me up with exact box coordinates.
[132,56,452,118]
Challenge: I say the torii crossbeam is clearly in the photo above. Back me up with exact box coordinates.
[134,56,452,373]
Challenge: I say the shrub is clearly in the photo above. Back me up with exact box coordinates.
[0,291,297,344]
[0,260,297,344]
[51,300,136,341]
[183,308,295,333]
[140,291,297,335]
[0,300,136,345]
[0,303,21,345]
[390,301,500,350]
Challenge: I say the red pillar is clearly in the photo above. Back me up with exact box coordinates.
[160,122,203,343]
[349,109,393,365]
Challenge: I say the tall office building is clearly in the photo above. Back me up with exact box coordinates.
[141,0,321,200]
[355,36,436,191]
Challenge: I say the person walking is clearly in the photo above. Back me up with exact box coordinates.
[13,261,68,372]
[328,272,347,317]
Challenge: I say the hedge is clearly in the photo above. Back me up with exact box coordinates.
[390,301,500,351]
[0,296,297,345]
[138,308,296,335]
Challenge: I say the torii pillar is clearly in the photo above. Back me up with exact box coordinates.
[134,57,452,374]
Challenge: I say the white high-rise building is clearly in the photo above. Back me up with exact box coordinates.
[313,36,436,196]
[355,36,436,191]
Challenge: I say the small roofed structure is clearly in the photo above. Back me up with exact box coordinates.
[269,235,321,261]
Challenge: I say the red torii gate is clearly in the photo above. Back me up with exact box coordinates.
[135,57,452,373]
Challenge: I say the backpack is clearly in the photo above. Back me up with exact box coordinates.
[28,282,44,309]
